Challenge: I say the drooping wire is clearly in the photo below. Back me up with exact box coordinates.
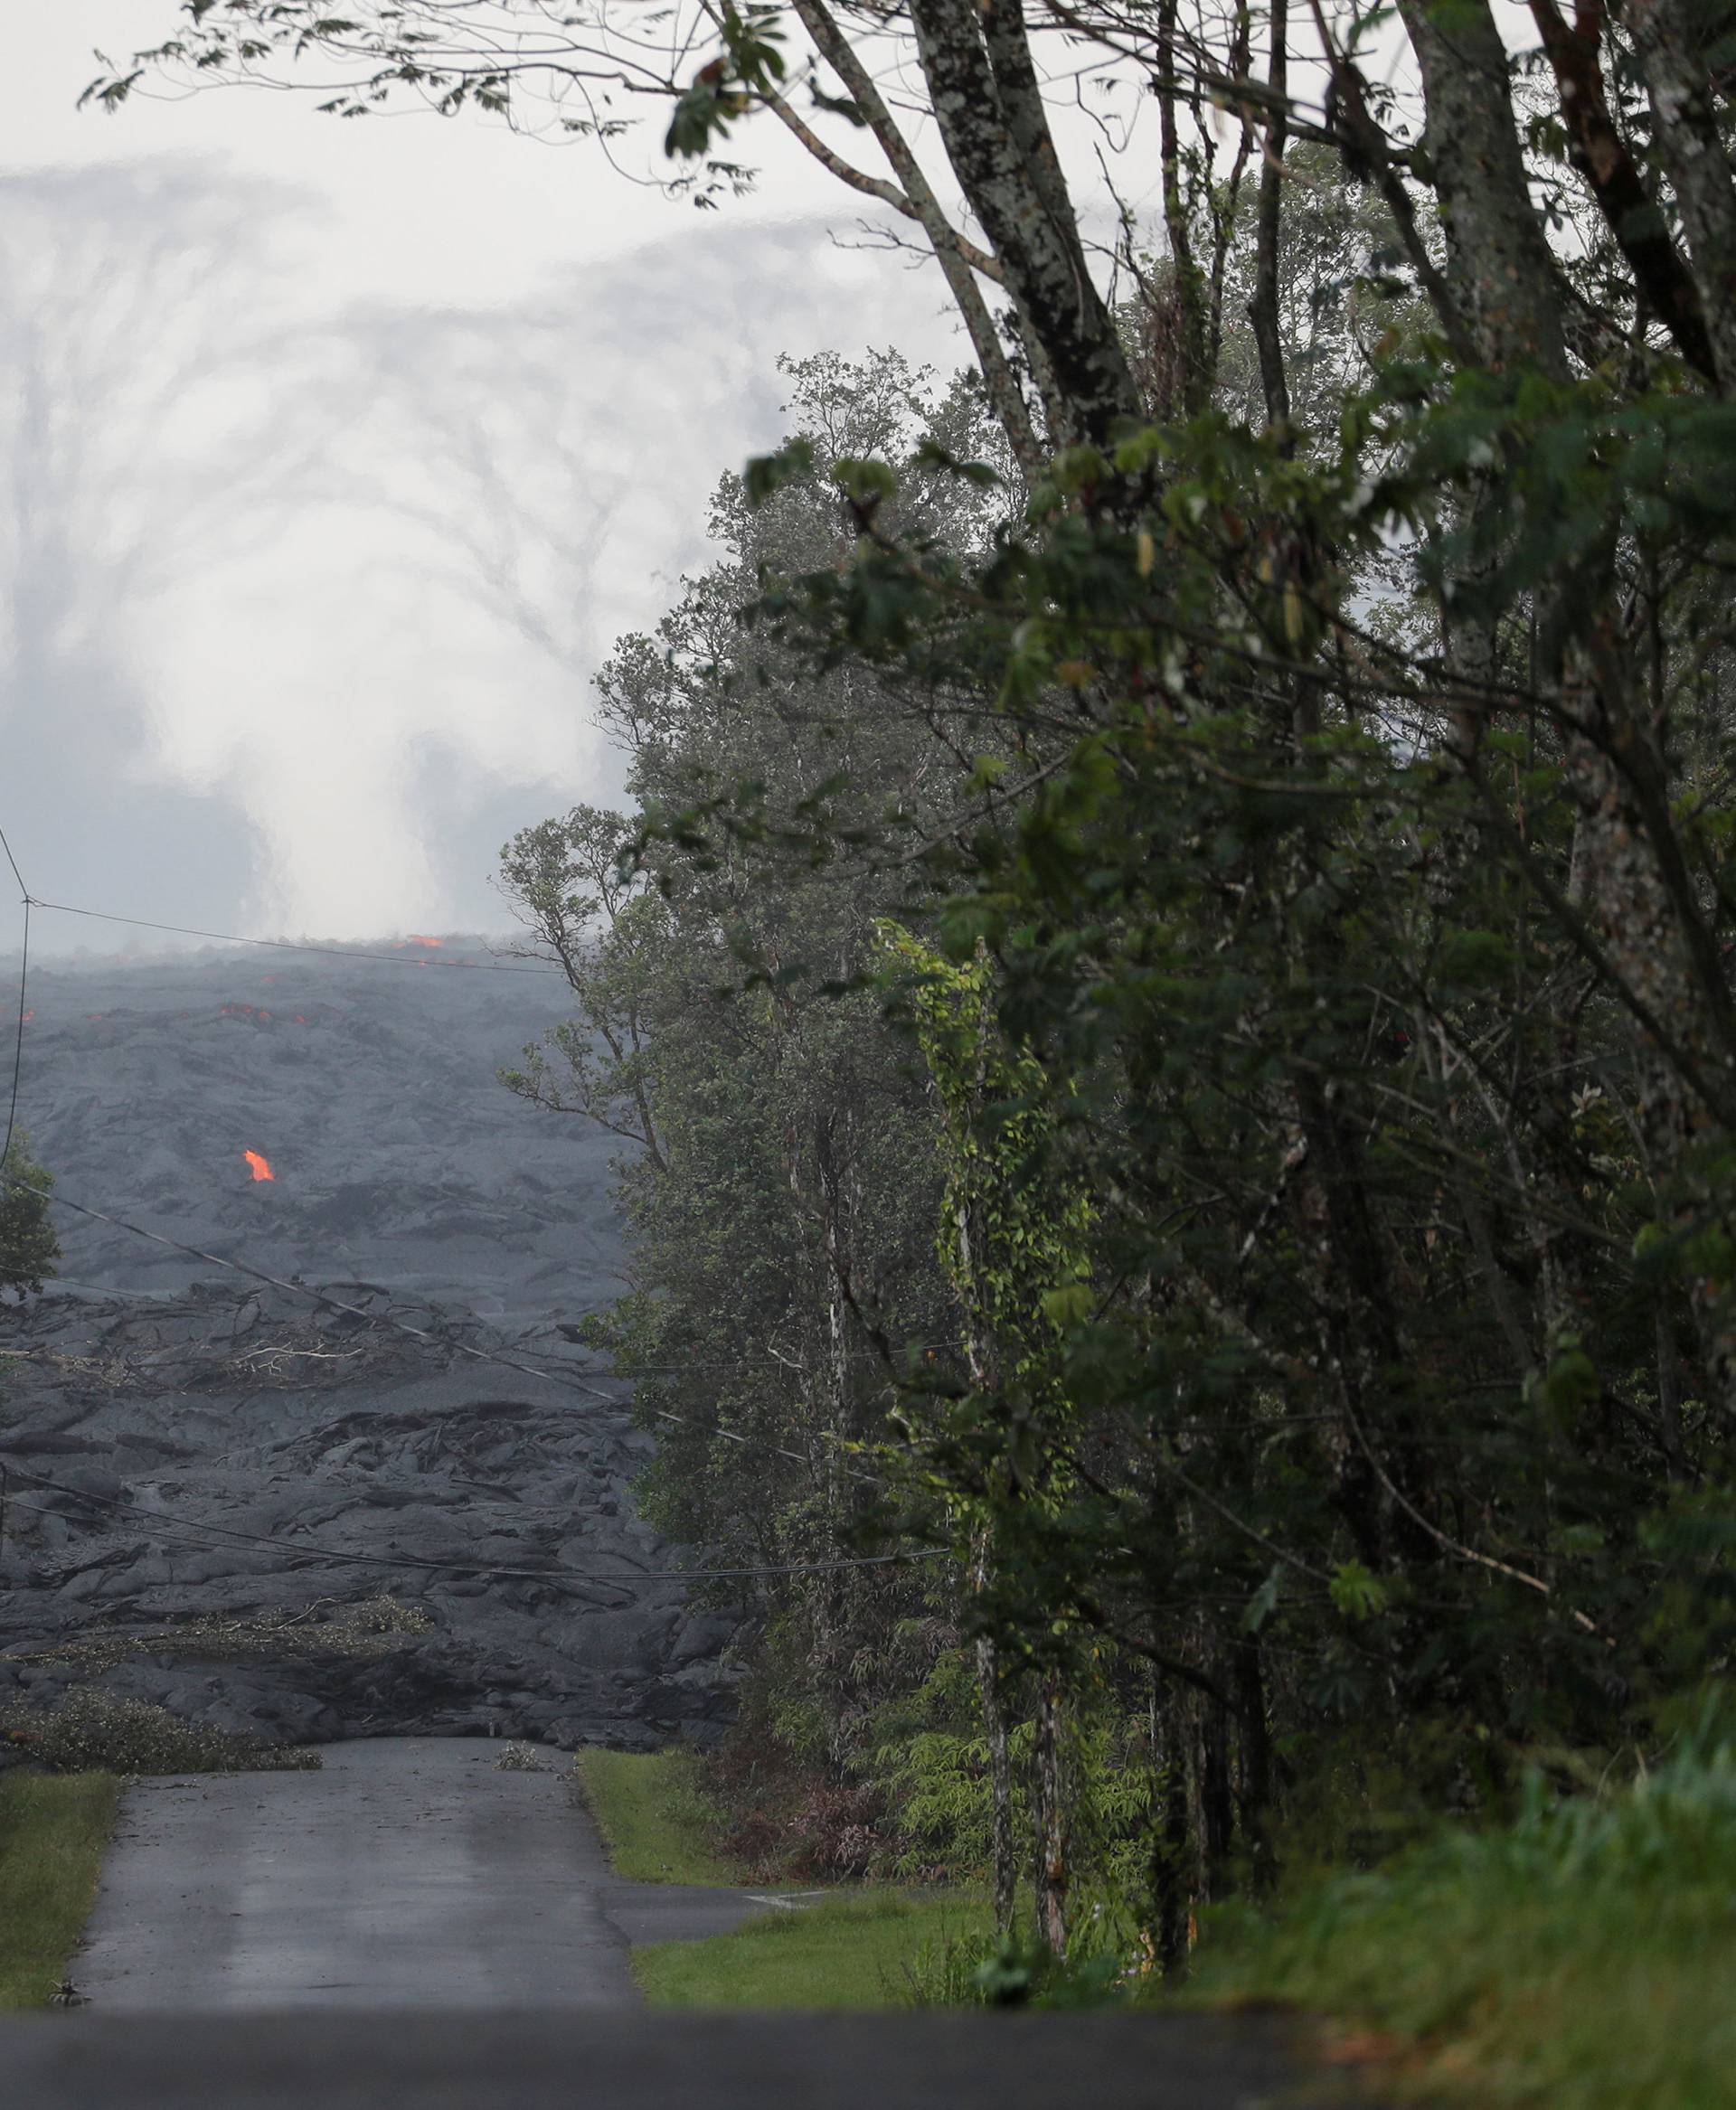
[5,1179,619,1405]
[0,822,24,900]
[2,1465,945,1596]
[26,897,567,976]
[0,1173,882,1487]
[0,824,30,1171]
[0,897,27,1173]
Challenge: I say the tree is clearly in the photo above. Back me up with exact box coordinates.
[499,354,995,1790]
[116,0,1736,1967]
[0,1133,59,1301]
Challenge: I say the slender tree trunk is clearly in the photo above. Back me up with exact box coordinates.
[973,1549,1018,1934]
[1153,1701,1192,1977]
[906,0,1143,446]
[1625,0,1736,390]
[1231,1638,1275,1892]
[1249,0,1291,432]
[1032,1668,1070,1957]
[788,0,1046,476]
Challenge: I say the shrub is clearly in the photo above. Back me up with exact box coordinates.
[0,1689,320,1775]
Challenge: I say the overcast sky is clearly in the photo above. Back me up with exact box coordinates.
[0,4,979,954]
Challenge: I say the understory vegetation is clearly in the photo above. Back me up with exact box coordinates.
[0,1771,117,2007]
[2,1689,320,1775]
[635,1891,994,2011]
[1190,1738,1736,2108]
[573,1747,740,1886]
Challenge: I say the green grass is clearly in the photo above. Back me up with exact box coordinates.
[635,1890,994,2009]
[0,1771,118,2007]
[1188,1742,1736,2109]
[572,1747,740,1885]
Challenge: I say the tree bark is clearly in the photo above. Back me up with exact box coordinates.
[1249,0,1292,431]
[973,1568,1019,1933]
[1032,1667,1070,1957]
[1623,0,1736,389]
[907,0,1143,447]
[1525,0,1718,381]
[789,0,1047,477]
[1396,0,1571,375]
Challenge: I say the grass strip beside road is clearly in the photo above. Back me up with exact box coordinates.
[635,1891,994,2009]
[572,1747,740,1885]
[575,1747,995,2008]
[0,1771,118,2007]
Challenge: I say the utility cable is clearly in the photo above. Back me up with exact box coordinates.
[0,824,29,1170]
[0,900,26,1172]
[2,1174,883,1487]
[22,898,568,977]
[8,1178,620,1406]
[2,1466,945,1592]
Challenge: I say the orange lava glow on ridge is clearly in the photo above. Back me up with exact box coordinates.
[243,1151,275,1183]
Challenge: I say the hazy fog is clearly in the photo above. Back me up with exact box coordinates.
[0,8,964,956]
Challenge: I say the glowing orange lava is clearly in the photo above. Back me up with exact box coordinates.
[243,1151,275,1183]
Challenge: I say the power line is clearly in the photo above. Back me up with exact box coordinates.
[24,898,568,977]
[0,900,25,1171]
[2,1466,945,1596]
[0,824,29,1170]
[4,1174,882,1487]
[0,824,25,900]
[11,1179,620,1406]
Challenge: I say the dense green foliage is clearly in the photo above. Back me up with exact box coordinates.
[0,1131,58,1302]
[506,269,1736,1973]
[1191,1738,1736,2107]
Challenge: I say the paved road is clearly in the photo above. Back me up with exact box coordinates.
[75,1737,763,2011]
[1,2011,1370,2110]
[42,1736,1379,2107]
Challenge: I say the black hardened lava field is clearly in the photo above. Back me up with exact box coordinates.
[0,945,737,1750]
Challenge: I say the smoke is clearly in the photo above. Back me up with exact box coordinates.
[0,157,948,950]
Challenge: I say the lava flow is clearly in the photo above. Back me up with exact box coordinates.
[242,1150,275,1183]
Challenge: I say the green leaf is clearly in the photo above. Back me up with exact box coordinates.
[743,438,816,506]
[1330,1560,1389,1622]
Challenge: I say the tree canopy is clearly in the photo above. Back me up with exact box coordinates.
[108,0,1736,1967]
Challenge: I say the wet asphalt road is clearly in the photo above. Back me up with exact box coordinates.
[2,2010,1370,2110]
[18,1736,1378,2107]
[73,1737,763,2011]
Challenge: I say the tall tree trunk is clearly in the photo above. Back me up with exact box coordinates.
[1249,0,1291,431]
[1152,1690,1192,1977]
[906,0,1143,446]
[788,0,1046,476]
[1625,0,1736,390]
[973,1549,1018,1935]
[1395,0,1571,376]
[1032,1668,1071,1957]
[1231,1638,1275,1892]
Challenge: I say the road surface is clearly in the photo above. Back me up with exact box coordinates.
[74,1736,761,2010]
[17,1735,1378,2107]
[2,2010,1371,2109]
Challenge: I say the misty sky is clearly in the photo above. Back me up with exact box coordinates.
[0,5,980,955]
